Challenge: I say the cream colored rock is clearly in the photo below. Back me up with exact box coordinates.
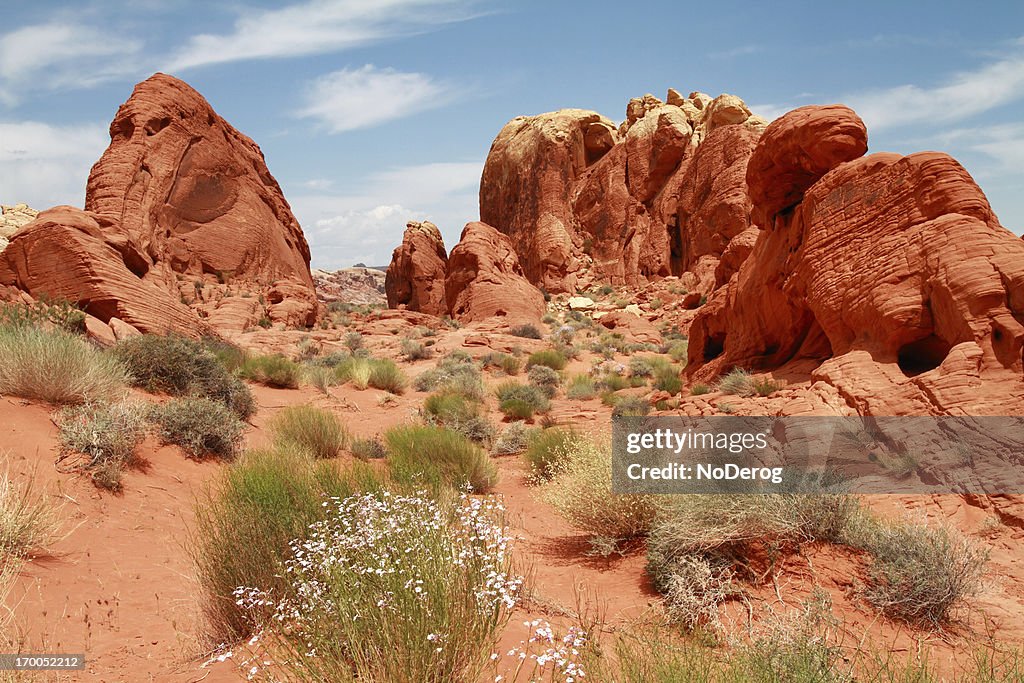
[0,204,38,239]
[568,296,596,311]
[108,317,141,340]
[625,304,643,315]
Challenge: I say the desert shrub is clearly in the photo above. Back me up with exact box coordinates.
[526,348,567,371]
[753,376,783,397]
[481,352,521,376]
[202,337,248,373]
[660,554,736,630]
[58,400,148,490]
[151,397,245,460]
[667,340,689,364]
[351,435,388,460]
[400,338,433,361]
[523,427,585,482]
[270,405,349,459]
[239,354,302,389]
[653,367,683,395]
[0,297,86,334]
[423,390,495,444]
[612,397,651,417]
[0,463,62,562]
[368,358,407,394]
[495,381,550,414]
[191,447,386,640]
[540,435,656,551]
[847,515,987,624]
[0,324,127,404]
[499,398,536,420]
[690,383,711,396]
[493,422,532,455]
[335,356,372,389]
[343,330,364,352]
[527,364,561,397]
[236,492,519,682]
[566,374,597,400]
[628,356,655,377]
[509,323,542,339]
[303,364,338,394]
[414,353,484,399]
[717,367,754,396]
[550,324,576,345]
[385,425,497,493]
[597,372,629,392]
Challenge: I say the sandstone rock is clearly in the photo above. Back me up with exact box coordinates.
[108,317,141,340]
[688,104,1024,415]
[624,304,643,316]
[597,310,662,345]
[84,314,117,347]
[665,88,685,107]
[568,296,596,311]
[445,222,545,325]
[384,221,448,316]
[313,267,386,306]
[480,109,617,293]
[1,74,318,336]
[625,106,692,203]
[0,203,38,241]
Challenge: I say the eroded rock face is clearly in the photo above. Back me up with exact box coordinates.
[313,267,386,306]
[385,221,448,316]
[0,74,318,335]
[444,221,545,325]
[481,90,765,295]
[687,104,1024,414]
[479,109,618,294]
[0,204,38,251]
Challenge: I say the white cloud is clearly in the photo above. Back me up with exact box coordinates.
[165,0,483,72]
[0,121,108,209]
[843,52,1024,130]
[288,160,482,269]
[0,23,140,104]
[296,65,454,132]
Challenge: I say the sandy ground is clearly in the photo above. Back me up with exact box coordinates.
[3,337,1024,681]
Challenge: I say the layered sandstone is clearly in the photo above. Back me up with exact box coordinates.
[384,221,448,316]
[0,73,317,336]
[687,104,1024,414]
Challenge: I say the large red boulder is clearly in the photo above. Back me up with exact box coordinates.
[1,73,317,335]
[444,222,546,325]
[384,221,448,316]
[687,105,1024,414]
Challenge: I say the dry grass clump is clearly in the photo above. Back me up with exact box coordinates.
[113,334,254,417]
[481,352,521,376]
[238,354,302,389]
[566,374,597,400]
[369,358,408,394]
[526,348,567,371]
[58,399,148,490]
[385,424,497,493]
[539,435,656,552]
[422,390,495,444]
[493,421,533,455]
[717,368,754,396]
[270,404,349,459]
[150,397,245,460]
[400,338,433,361]
[0,324,128,404]
[495,381,550,420]
[527,364,561,398]
[414,352,485,397]
[351,435,388,460]
[0,463,62,562]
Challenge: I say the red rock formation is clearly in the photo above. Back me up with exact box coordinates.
[687,104,1024,414]
[481,90,766,295]
[597,310,662,346]
[444,222,545,325]
[385,221,448,316]
[0,73,317,336]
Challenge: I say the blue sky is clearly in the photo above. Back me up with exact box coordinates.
[1,1,1022,269]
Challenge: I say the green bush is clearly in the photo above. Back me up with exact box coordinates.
[239,354,302,389]
[151,397,245,459]
[335,356,372,389]
[481,352,521,376]
[566,374,597,400]
[414,353,485,397]
[423,390,495,444]
[344,331,364,352]
[58,400,148,490]
[690,384,711,396]
[270,405,349,459]
[368,358,407,394]
[495,381,550,414]
[653,368,682,395]
[0,324,128,404]
[597,372,630,392]
[667,340,689,364]
[526,349,567,371]
[400,338,433,361]
[114,334,255,417]
[385,425,497,493]
[753,376,783,397]
[509,323,542,339]
[499,398,536,420]
[612,397,651,417]
[190,447,386,640]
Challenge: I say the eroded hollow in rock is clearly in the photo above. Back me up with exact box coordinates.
[897,334,952,377]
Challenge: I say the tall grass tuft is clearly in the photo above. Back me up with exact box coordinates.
[0,324,127,404]
[270,405,349,459]
[0,462,62,562]
[238,354,301,389]
[58,400,148,490]
[386,425,497,493]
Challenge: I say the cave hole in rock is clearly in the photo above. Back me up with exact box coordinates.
[897,335,952,377]
[703,332,725,362]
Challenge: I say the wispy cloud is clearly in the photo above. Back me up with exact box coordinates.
[843,49,1024,130]
[296,65,455,133]
[164,0,484,72]
[289,160,482,268]
[0,120,108,209]
[709,44,762,60]
[0,22,140,104]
